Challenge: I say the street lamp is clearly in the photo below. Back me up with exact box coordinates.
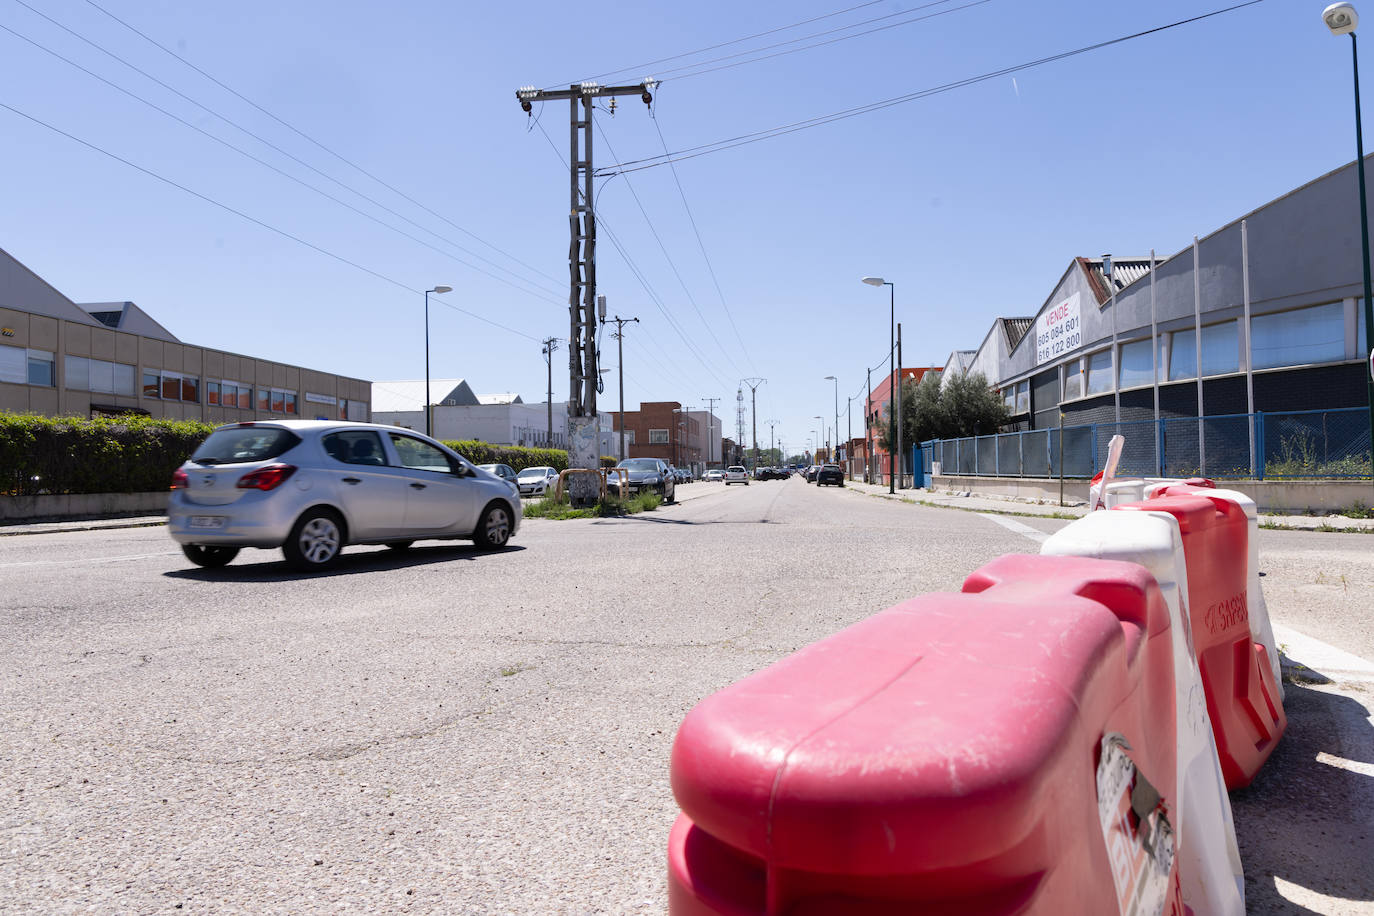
[824,375,838,468]
[862,276,897,493]
[1324,2,1374,493]
[813,416,824,461]
[424,286,452,437]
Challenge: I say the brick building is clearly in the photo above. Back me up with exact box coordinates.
[613,401,704,471]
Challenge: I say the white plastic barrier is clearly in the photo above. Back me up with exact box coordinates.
[1145,484,1284,702]
[1042,510,1245,916]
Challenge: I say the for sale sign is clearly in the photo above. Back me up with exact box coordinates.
[1036,291,1082,365]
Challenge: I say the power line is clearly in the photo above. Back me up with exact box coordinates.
[80,0,566,290]
[0,16,568,309]
[597,1,1264,176]
[549,0,889,87]
[0,96,541,343]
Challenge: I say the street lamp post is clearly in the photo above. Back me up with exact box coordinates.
[1325,2,1374,493]
[824,375,838,470]
[862,277,897,493]
[423,286,452,438]
[813,417,824,462]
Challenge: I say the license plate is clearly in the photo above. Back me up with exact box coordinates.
[189,516,225,529]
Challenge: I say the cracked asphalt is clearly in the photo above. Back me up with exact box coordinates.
[1,477,1371,913]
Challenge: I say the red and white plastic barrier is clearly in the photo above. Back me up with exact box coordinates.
[1041,510,1245,915]
[668,555,1185,915]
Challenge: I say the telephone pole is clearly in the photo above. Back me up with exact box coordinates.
[703,397,720,469]
[605,316,638,459]
[742,378,765,471]
[516,79,656,494]
[541,337,559,446]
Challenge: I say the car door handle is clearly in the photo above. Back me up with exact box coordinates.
[410,482,427,490]
[342,477,361,485]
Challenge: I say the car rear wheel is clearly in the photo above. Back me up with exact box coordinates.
[182,544,239,568]
[283,507,345,571]
[474,502,512,550]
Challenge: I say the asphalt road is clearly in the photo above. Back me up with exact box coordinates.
[0,478,1370,913]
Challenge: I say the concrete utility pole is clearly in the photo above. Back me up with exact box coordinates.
[897,323,904,489]
[742,378,765,471]
[516,79,656,499]
[866,368,873,483]
[704,397,720,468]
[605,316,638,460]
[541,337,559,446]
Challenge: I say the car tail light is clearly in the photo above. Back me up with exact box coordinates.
[170,468,189,490]
[236,464,297,491]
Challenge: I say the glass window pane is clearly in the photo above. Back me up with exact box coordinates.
[143,371,160,398]
[162,373,180,400]
[65,356,90,391]
[0,345,23,384]
[182,376,199,403]
[238,387,252,410]
[1015,381,1029,414]
[1170,329,1196,381]
[257,388,270,411]
[207,381,220,406]
[1003,388,1015,410]
[271,390,285,413]
[1251,302,1344,370]
[1200,321,1238,376]
[285,393,298,415]
[114,363,135,396]
[90,359,115,394]
[1086,349,1113,395]
[1118,340,1154,389]
[27,352,55,387]
[1063,360,1084,400]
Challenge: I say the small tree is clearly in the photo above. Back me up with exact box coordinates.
[873,371,1008,452]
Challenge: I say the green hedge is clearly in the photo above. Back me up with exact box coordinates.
[0,414,214,496]
[0,413,613,496]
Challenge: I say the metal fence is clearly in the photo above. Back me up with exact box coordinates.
[920,408,1371,480]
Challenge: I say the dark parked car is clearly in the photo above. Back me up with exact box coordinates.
[816,464,844,486]
[805,465,821,483]
[615,457,677,502]
[477,463,517,485]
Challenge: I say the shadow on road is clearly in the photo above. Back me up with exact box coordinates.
[163,543,525,581]
[1229,674,1374,914]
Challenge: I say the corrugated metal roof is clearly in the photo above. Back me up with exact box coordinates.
[1082,257,1154,303]
[1001,317,1034,350]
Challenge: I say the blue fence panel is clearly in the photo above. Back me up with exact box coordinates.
[957,438,977,475]
[1261,408,1370,478]
[1161,417,1202,478]
[976,435,998,475]
[941,440,957,475]
[997,433,1022,477]
[1201,414,1255,478]
[1022,430,1050,477]
[1048,425,1095,478]
[1090,420,1158,478]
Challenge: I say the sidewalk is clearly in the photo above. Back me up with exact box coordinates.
[840,477,1374,532]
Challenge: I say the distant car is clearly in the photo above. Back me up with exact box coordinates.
[517,466,559,496]
[704,469,724,482]
[167,420,520,570]
[615,457,677,502]
[816,464,844,487]
[805,465,821,483]
[477,463,517,485]
[724,466,749,486]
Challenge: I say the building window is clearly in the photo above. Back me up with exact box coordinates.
[1085,349,1113,396]
[66,357,136,395]
[1171,321,1240,380]
[1014,380,1029,414]
[623,429,636,445]
[0,345,55,386]
[649,428,669,444]
[1002,387,1015,411]
[1062,358,1084,400]
[1251,303,1345,370]
[207,380,220,406]
[1118,339,1155,389]
[142,369,199,402]
[257,388,270,411]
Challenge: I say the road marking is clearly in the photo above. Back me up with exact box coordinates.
[978,513,1049,544]
[0,551,179,569]
[1272,623,1374,685]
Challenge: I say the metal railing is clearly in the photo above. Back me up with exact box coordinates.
[920,407,1371,480]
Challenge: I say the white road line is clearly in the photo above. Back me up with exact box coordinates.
[978,513,1049,544]
[1272,623,1374,685]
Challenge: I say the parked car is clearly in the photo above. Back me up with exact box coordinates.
[816,464,845,487]
[167,420,521,571]
[477,463,517,485]
[724,466,749,486]
[517,465,560,496]
[704,469,725,482]
[805,465,821,483]
[615,457,677,502]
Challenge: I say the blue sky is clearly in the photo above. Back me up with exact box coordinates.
[0,0,1362,456]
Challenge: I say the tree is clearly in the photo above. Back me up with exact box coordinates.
[873,371,1008,451]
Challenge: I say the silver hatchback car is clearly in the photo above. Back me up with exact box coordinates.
[168,420,521,570]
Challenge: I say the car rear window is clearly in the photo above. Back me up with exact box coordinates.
[191,426,300,465]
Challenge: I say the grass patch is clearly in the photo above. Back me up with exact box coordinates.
[522,490,662,519]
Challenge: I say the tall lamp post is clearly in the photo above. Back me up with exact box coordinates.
[424,286,452,437]
[862,277,897,493]
[824,375,839,468]
[813,417,824,461]
[1325,2,1374,492]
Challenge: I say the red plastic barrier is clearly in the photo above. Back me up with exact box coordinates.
[668,555,1184,915]
[1117,491,1286,789]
